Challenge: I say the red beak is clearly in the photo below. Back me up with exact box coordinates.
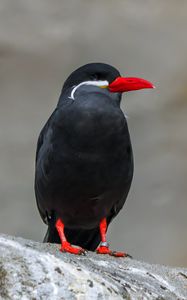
[108,76,155,93]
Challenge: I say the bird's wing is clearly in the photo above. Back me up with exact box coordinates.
[36,96,74,163]
[107,176,133,225]
[107,198,126,226]
[35,108,57,164]
[35,108,60,224]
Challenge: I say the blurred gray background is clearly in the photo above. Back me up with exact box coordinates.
[0,0,187,267]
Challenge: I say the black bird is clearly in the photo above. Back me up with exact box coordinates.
[35,63,154,256]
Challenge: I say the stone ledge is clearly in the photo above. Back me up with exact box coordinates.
[0,234,187,299]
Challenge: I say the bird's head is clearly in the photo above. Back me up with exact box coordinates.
[62,63,154,100]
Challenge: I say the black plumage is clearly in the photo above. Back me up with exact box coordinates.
[35,63,153,254]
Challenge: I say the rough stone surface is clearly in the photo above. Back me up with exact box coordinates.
[0,234,187,299]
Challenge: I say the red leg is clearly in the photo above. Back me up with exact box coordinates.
[96,218,128,257]
[55,218,85,255]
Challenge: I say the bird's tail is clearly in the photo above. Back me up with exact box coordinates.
[43,225,60,244]
[43,226,101,251]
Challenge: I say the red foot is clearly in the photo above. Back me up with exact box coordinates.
[97,245,111,254]
[97,218,129,258]
[60,241,85,255]
[55,218,86,255]
[96,245,127,257]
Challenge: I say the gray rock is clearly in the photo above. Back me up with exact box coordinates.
[0,234,187,299]
[1,0,187,266]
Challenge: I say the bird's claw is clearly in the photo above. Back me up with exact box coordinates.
[97,245,131,258]
[125,253,133,259]
[109,251,129,258]
[60,241,86,255]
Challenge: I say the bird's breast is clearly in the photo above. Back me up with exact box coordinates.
[50,100,133,195]
[56,96,128,155]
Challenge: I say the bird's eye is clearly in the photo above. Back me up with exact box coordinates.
[90,73,103,81]
[90,74,98,80]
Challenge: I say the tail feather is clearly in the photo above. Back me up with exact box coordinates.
[43,226,60,243]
